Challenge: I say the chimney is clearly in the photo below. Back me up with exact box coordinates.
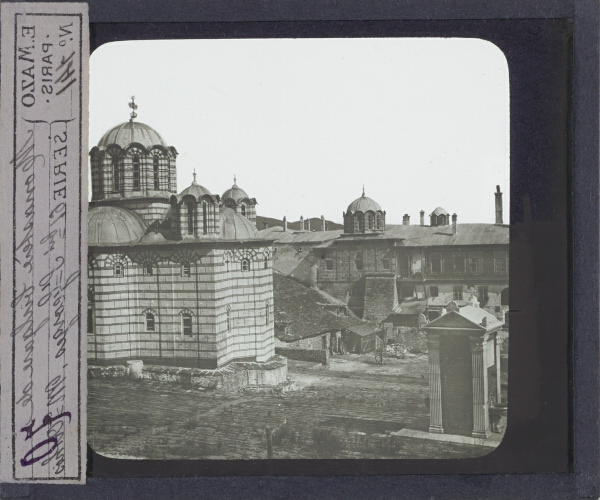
[283,216,287,232]
[299,216,304,231]
[321,215,326,231]
[402,214,410,226]
[307,218,311,231]
[452,213,457,234]
[420,210,425,226]
[495,185,503,224]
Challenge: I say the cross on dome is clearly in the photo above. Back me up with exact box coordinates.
[362,184,365,197]
[193,169,197,183]
[128,96,138,122]
[233,174,237,186]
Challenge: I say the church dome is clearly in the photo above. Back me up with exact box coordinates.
[219,207,259,239]
[97,121,167,149]
[430,207,449,217]
[222,178,250,202]
[88,206,147,245]
[346,190,382,213]
[177,179,213,202]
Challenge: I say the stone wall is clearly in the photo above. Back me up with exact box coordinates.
[275,347,329,365]
[88,356,288,392]
[363,273,398,323]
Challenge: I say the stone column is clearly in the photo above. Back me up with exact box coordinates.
[470,335,490,438]
[427,333,443,434]
[495,334,502,403]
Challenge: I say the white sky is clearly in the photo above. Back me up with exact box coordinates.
[89,38,509,225]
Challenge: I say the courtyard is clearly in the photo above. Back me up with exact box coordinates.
[88,351,506,460]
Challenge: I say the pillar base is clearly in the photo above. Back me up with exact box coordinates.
[472,429,491,439]
[429,425,444,434]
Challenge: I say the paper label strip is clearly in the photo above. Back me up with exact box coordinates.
[0,2,88,483]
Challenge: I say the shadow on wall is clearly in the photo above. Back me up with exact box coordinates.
[273,246,317,285]
[348,278,366,318]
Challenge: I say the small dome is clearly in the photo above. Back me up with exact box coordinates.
[88,206,147,245]
[219,207,259,239]
[222,184,249,203]
[222,176,250,203]
[178,179,213,202]
[97,121,167,149]
[347,190,382,213]
[430,207,449,217]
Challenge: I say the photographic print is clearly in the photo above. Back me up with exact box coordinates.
[86,37,510,461]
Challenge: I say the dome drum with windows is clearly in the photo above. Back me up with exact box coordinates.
[89,97,178,204]
[221,175,257,225]
[343,188,386,234]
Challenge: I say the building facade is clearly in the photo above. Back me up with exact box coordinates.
[261,188,509,325]
[88,103,274,368]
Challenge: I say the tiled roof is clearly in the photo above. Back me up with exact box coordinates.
[273,272,367,342]
[385,223,508,246]
[259,228,343,244]
[392,298,427,316]
[345,322,379,336]
[458,305,503,330]
[261,223,508,247]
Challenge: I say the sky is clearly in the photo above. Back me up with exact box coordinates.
[89,38,509,225]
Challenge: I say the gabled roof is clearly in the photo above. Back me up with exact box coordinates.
[423,305,502,333]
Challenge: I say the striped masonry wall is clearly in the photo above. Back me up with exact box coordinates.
[88,243,275,369]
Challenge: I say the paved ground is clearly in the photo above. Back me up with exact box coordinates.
[88,352,504,460]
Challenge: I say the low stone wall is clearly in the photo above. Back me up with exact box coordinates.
[88,356,288,392]
[275,347,329,365]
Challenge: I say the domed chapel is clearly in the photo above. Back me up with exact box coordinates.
[87,98,274,368]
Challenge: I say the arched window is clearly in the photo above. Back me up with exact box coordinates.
[355,252,363,271]
[166,157,171,191]
[376,213,383,230]
[265,301,270,325]
[144,264,153,276]
[145,312,155,331]
[112,158,120,192]
[353,215,360,232]
[241,258,250,272]
[202,202,208,235]
[358,214,364,232]
[87,305,94,334]
[264,255,268,269]
[153,156,159,189]
[181,262,190,277]
[187,201,194,235]
[226,306,231,332]
[225,253,230,272]
[114,262,124,277]
[181,312,192,336]
[132,156,140,190]
[366,213,374,230]
[241,204,246,217]
[98,162,104,195]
